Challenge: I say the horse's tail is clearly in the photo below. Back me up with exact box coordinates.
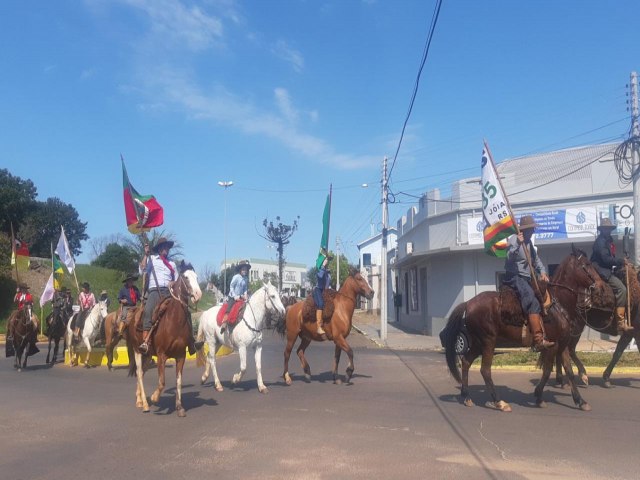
[274,306,288,338]
[195,314,206,368]
[444,302,468,384]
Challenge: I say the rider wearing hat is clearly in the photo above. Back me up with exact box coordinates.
[8,283,38,341]
[117,273,140,336]
[591,218,634,334]
[504,215,554,351]
[74,282,96,339]
[314,252,334,336]
[221,260,251,332]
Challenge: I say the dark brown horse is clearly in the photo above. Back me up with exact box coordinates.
[442,253,592,412]
[276,268,374,385]
[126,262,201,417]
[7,306,39,372]
[45,303,71,365]
[551,245,640,388]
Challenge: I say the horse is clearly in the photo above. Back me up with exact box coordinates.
[196,281,286,394]
[276,268,375,385]
[103,307,132,371]
[65,300,109,368]
[550,245,640,389]
[45,303,72,365]
[442,252,592,412]
[126,262,201,417]
[6,305,39,372]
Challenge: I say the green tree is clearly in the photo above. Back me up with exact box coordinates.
[92,243,138,273]
[259,215,299,292]
[0,169,37,235]
[18,197,88,257]
[122,230,183,261]
[210,264,234,296]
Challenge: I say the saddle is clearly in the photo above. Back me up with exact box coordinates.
[302,289,336,324]
[216,300,246,328]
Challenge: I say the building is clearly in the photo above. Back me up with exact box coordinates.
[357,228,397,312]
[221,258,309,295]
[391,143,632,335]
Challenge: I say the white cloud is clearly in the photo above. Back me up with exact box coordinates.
[270,39,304,73]
[274,88,299,124]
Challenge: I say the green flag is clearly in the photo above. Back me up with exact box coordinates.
[316,187,332,269]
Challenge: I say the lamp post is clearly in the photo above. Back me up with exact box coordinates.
[218,180,234,296]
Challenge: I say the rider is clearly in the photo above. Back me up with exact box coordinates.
[504,215,554,351]
[220,260,250,333]
[117,273,140,336]
[99,290,111,309]
[139,237,203,354]
[590,218,634,334]
[313,253,333,336]
[13,283,38,332]
[74,282,96,339]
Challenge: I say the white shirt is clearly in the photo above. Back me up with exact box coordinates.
[146,254,177,289]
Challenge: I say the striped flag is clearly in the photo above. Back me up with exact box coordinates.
[481,143,517,257]
[122,156,164,234]
[11,239,30,271]
[53,255,64,290]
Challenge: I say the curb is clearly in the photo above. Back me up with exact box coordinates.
[470,365,640,374]
[352,324,386,348]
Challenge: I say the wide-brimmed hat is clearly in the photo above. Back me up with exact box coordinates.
[597,218,617,231]
[82,282,90,289]
[100,290,108,295]
[153,237,174,253]
[18,283,29,290]
[236,260,251,272]
[122,273,139,283]
[518,215,539,231]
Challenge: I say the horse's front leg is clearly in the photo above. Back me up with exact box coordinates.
[603,332,633,388]
[282,330,299,386]
[205,338,223,392]
[52,337,61,365]
[151,353,167,405]
[296,337,312,382]
[332,335,354,384]
[254,343,268,394]
[175,357,186,417]
[534,349,555,407]
[134,352,150,412]
[83,336,92,368]
[232,345,247,385]
[560,348,591,411]
[479,346,510,412]
[46,335,53,364]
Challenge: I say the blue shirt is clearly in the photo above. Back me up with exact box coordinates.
[316,267,331,290]
[229,273,248,298]
[505,235,546,279]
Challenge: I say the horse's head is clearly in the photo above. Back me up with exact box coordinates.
[178,260,202,304]
[97,300,109,318]
[565,244,607,293]
[347,267,375,300]
[261,281,287,319]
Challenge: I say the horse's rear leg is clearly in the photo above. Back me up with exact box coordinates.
[134,352,150,412]
[204,340,223,392]
[83,336,92,368]
[603,333,633,388]
[332,335,354,384]
[254,343,268,394]
[296,337,312,382]
[232,345,247,385]
[479,347,510,412]
[151,353,167,405]
[534,349,555,407]
[560,348,591,411]
[283,328,300,385]
[52,338,61,364]
[46,336,53,364]
[460,354,475,407]
[175,357,186,417]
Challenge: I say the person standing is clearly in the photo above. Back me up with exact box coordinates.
[590,218,634,334]
[220,260,251,332]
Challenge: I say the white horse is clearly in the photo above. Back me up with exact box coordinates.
[66,300,109,368]
[197,282,286,394]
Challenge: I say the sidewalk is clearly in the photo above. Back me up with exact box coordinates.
[351,310,631,353]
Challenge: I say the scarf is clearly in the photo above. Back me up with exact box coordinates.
[160,255,175,281]
[129,287,137,304]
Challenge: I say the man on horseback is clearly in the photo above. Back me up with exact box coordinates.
[74,282,96,339]
[220,260,250,333]
[313,254,333,336]
[11,283,38,334]
[590,218,634,334]
[117,273,140,336]
[504,216,554,351]
[139,237,203,354]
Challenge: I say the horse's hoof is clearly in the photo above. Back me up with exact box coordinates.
[334,378,342,385]
[259,386,269,394]
[177,408,187,418]
[232,374,241,384]
[304,373,311,383]
[215,385,224,392]
[17,368,22,373]
[491,400,512,412]
[603,380,612,389]
[200,376,206,385]
[463,398,474,407]
[142,406,150,413]
[136,401,143,408]
[84,364,90,369]
[150,394,160,404]
[581,374,589,386]
[536,401,547,408]
[579,402,592,412]
[554,382,564,389]
[284,374,292,386]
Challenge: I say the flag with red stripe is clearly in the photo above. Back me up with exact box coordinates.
[122,156,164,234]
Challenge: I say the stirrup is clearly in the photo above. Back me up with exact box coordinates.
[139,342,149,354]
[534,339,555,352]
[220,322,228,333]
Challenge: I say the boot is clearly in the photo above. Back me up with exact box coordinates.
[187,312,204,355]
[316,310,326,336]
[528,313,554,351]
[616,307,634,334]
[117,321,127,338]
[220,313,229,333]
[139,330,151,354]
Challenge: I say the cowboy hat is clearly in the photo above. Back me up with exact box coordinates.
[82,282,90,289]
[597,218,617,230]
[153,237,174,253]
[100,290,108,295]
[122,273,139,283]
[236,260,252,272]
[18,283,29,290]
[518,215,539,231]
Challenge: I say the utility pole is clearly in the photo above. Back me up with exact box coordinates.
[218,180,234,296]
[336,235,341,290]
[631,72,640,265]
[380,157,389,342]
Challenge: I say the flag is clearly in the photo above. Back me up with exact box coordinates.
[315,188,332,269]
[53,255,64,290]
[11,239,30,271]
[55,226,75,273]
[481,142,517,257]
[40,273,55,307]
[122,157,164,234]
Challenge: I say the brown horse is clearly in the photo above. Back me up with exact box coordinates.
[442,252,593,412]
[126,262,201,417]
[7,306,39,372]
[104,308,134,371]
[551,245,640,388]
[276,268,374,385]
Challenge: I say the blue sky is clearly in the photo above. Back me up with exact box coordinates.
[2,1,640,274]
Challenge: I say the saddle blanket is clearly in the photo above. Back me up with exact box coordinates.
[216,300,246,327]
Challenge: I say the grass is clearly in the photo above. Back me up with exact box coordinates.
[479,350,640,368]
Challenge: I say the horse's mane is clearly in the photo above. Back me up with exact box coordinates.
[552,247,589,282]
[178,260,194,274]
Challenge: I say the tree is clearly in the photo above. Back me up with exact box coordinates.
[18,197,88,257]
[0,169,37,235]
[210,264,234,296]
[260,215,299,292]
[89,233,127,261]
[122,229,183,261]
[92,243,138,273]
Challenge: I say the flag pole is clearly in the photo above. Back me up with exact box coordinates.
[10,221,20,286]
[327,183,332,253]
[484,140,542,294]
[61,225,81,294]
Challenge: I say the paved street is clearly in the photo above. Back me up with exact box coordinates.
[2,329,639,480]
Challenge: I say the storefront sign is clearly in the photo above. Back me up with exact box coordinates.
[467,217,485,245]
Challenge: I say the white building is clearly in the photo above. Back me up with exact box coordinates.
[221,257,309,295]
[357,228,397,312]
[392,143,632,335]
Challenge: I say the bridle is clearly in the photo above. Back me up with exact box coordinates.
[569,252,611,331]
[243,286,282,333]
[170,272,198,311]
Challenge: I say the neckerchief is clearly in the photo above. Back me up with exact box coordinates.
[610,240,616,257]
[160,255,175,281]
[129,287,137,304]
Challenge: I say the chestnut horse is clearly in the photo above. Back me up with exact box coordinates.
[7,306,39,372]
[126,262,201,417]
[442,251,593,412]
[104,308,133,371]
[276,268,374,385]
[551,246,640,388]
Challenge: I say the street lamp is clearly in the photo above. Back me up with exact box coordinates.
[218,180,234,296]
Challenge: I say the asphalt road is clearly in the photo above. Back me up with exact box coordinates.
[1,330,639,480]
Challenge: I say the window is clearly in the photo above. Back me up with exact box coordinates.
[362,253,372,266]
[410,267,418,311]
[404,272,409,314]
